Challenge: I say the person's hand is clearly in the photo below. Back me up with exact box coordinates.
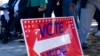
[56,1,60,6]
[70,4,76,12]
[38,6,46,12]
[14,12,18,17]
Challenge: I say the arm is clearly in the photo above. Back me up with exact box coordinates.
[39,0,48,11]
[14,0,28,17]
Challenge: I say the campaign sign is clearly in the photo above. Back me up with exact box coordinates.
[21,17,83,56]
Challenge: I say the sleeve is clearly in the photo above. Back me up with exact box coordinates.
[18,0,28,13]
[40,0,48,6]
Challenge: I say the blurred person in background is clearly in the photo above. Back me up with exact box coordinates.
[63,0,80,29]
[45,0,63,17]
[72,0,100,49]
[1,0,15,44]
[27,0,47,18]
[1,0,28,44]
[63,0,73,16]
[94,9,100,36]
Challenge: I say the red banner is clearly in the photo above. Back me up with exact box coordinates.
[21,17,83,56]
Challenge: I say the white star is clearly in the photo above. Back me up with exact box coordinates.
[25,30,27,33]
[24,21,27,24]
[28,30,31,32]
[42,20,44,22]
[32,25,34,27]
[24,25,27,28]
[35,31,38,35]
[68,21,70,24]
[46,19,48,22]
[26,35,28,37]
[49,19,51,22]
[35,20,38,23]
[32,21,34,23]
[71,21,73,23]
[39,20,41,23]
[71,24,74,26]
[69,25,71,27]
[72,27,74,29]
[28,25,31,28]
[28,21,30,23]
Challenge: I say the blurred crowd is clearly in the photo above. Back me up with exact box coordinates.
[0,0,100,50]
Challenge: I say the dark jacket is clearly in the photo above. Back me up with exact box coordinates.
[8,0,28,14]
[72,0,78,4]
[94,9,100,19]
[72,0,88,8]
[17,0,28,14]
[8,0,15,13]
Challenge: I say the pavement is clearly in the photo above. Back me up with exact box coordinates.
[0,40,27,56]
[0,18,27,56]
